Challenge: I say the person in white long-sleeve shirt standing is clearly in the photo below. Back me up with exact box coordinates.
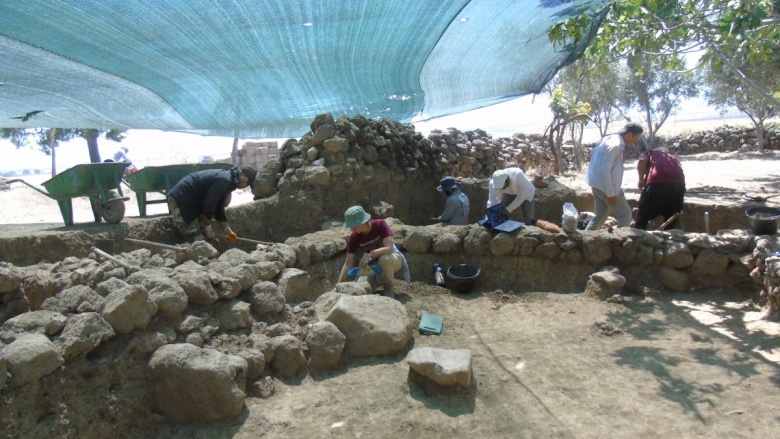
[487,167,536,225]
[584,123,644,230]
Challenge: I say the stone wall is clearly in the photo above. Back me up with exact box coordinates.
[658,125,780,154]
[285,223,772,296]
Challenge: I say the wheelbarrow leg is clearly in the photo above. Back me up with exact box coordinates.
[136,192,147,217]
[89,198,103,223]
[57,198,75,227]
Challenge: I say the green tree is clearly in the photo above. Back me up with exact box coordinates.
[703,61,779,151]
[553,56,626,137]
[548,0,780,110]
[624,53,698,144]
[545,87,591,174]
[1,128,127,175]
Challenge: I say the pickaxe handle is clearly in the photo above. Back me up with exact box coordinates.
[125,238,187,252]
[93,247,140,273]
[658,212,682,231]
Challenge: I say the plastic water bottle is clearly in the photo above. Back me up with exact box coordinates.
[433,263,445,286]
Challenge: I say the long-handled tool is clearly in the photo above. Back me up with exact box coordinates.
[658,211,683,231]
[92,246,141,273]
[124,238,187,252]
[216,235,273,248]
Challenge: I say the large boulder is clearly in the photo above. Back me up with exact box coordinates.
[0,263,23,293]
[585,270,626,300]
[128,275,188,320]
[663,241,694,269]
[55,312,115,359]
[406,347,473,387]
[2,310,67,336]
[306,321,346,370]
[2,333,64,386]
[249,281,285,316]
[41,285,105,314]
[324,295,412,357]
[173,268,219,306]
[278,268,312,302]
[581,231,613,264]
[215,300,253,330]
[148,344,247,422]
[269,335,307,377]
[100,285,158,334]
[691,249,730,276]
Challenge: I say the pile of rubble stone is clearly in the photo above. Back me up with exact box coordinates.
[0,237,417,425]
[251,114,568,199]
[660,125,780,155]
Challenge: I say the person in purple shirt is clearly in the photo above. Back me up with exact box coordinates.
[635,147,686,230]
[337,205,408,298]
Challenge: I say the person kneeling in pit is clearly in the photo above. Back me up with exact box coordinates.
[167,165,256,243]
[337,205,409,299]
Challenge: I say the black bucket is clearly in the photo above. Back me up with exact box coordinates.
[745,207,780,236]
[446,264,481,294]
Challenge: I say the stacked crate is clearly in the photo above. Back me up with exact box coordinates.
[240,141,279,168]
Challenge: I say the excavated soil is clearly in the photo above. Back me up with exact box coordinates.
[151,282,780,439]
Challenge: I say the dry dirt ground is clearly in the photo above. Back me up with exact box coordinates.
[155,283,780,439]
[2,153,780,438]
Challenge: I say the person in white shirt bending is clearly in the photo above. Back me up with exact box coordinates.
[584,123,644,230]
[113,146,130,163]
[487,167,536,225]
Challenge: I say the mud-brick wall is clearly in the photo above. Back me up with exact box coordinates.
[239,141,280,169]
[290,223,768,295]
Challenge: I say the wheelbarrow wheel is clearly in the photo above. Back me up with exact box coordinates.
[100,199,126,224]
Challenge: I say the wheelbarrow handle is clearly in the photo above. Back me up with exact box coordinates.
[6,179,51,198]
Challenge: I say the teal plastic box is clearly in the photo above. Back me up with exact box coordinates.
[418,311,443,335]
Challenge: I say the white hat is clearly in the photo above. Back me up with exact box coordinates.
[490,170,508,190]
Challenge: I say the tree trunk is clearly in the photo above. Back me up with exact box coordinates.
[546,126,561,176]
[232,135,239,165]
[570,124,585,172]
[50,128,57,176]
[83,129,102,163]
[756,122,766,152]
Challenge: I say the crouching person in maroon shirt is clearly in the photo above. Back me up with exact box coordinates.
[337,205,409,299]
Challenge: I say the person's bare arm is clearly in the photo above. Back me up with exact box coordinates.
[637,157,649,190]
[338,253,356,283]
[359,237,394,266]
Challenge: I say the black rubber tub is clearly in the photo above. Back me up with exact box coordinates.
[746,207,780,236]
[446,264,481,294]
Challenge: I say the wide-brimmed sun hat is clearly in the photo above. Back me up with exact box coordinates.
[344,205,371,228]
[490,170,509,190]
[437,176,460,192]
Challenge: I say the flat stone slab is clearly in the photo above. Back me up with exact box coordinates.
[406,347,472,387]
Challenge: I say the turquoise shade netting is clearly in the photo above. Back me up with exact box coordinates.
[0,0,609,137]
